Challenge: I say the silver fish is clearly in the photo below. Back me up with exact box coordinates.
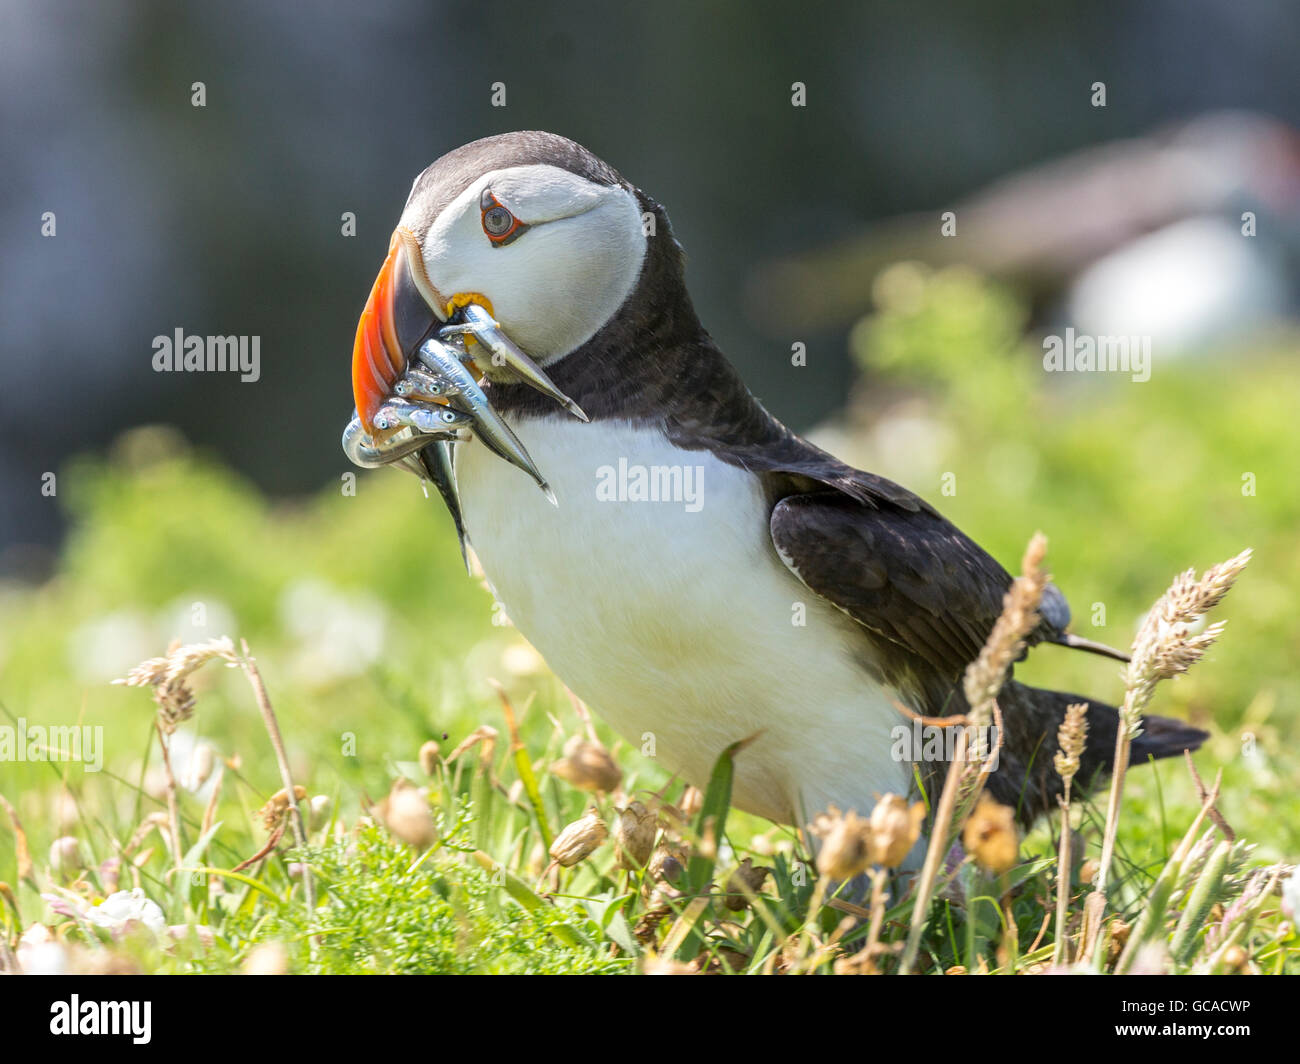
[373,396,475,437]
[415,337,556,504]
[417,440,471,573]
[440,303,587,422]
[342,413,439,469]
[393,365,464,404]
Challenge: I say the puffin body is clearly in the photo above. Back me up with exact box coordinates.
[456,415,909,824]
[348,131,1207,828]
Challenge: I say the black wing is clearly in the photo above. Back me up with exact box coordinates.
[769,488,1065,685]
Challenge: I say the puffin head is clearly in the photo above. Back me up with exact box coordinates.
[351,131,649,434]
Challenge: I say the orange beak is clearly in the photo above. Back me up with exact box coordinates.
[351,227,444,435]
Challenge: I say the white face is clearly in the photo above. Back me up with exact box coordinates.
[402,164,647,365]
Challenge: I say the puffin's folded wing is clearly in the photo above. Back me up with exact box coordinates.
[769,490,1059,684]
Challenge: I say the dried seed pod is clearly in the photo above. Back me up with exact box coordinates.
[1106,917,1132,965]
[258,785,308,831]
[418,740,441,776]
[379,780,437,850]
[724,857,771,911]
[614,801,657,869]
[549,807,607,868]
[647,843,686,884]
[550,736,622,793]
[811,806,873,880]
[868,794,925,869]
[963,795,1019,875]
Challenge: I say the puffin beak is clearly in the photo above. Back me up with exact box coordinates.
[351,227,445,435]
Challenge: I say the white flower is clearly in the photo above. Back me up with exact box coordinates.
[18,924,68,975]
[1282,870,1300,922]
[86,889,166,936]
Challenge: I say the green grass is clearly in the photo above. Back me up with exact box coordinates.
[0,267,1296,973]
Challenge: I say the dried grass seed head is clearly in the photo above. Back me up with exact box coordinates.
[1053,702,1090,787]
[115,637,239,734]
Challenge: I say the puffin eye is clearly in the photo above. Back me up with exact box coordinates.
[483,206,513,236]
[479,188,527,246]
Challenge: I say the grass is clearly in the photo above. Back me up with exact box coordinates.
[0,266,1296,973]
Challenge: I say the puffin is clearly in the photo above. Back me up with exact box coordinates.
[347,131,1205,830]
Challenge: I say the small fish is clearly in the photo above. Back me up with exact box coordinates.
[393,366,463,403]
[342,412,433,468]
[417,440,471,574]
[444,303,588,422]
[373,396,475,437]
[415,338,555,503]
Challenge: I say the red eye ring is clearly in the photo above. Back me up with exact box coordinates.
[480,189,527,246]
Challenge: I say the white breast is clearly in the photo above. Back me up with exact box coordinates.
[454,416,911,824]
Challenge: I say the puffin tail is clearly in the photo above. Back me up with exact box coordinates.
[986,682,1208,825]
[1130,713,1211,765]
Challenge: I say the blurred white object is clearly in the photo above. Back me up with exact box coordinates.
[1067,215,1288,354]
[85,888,166,936]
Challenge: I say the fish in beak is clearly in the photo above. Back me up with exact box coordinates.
[350,227,586,438]
[412,337,556,504]
[345,226,587,512]
[441,303,587,422]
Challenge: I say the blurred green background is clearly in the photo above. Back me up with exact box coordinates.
[2,271,1296,889]
[1,0,1298,892]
